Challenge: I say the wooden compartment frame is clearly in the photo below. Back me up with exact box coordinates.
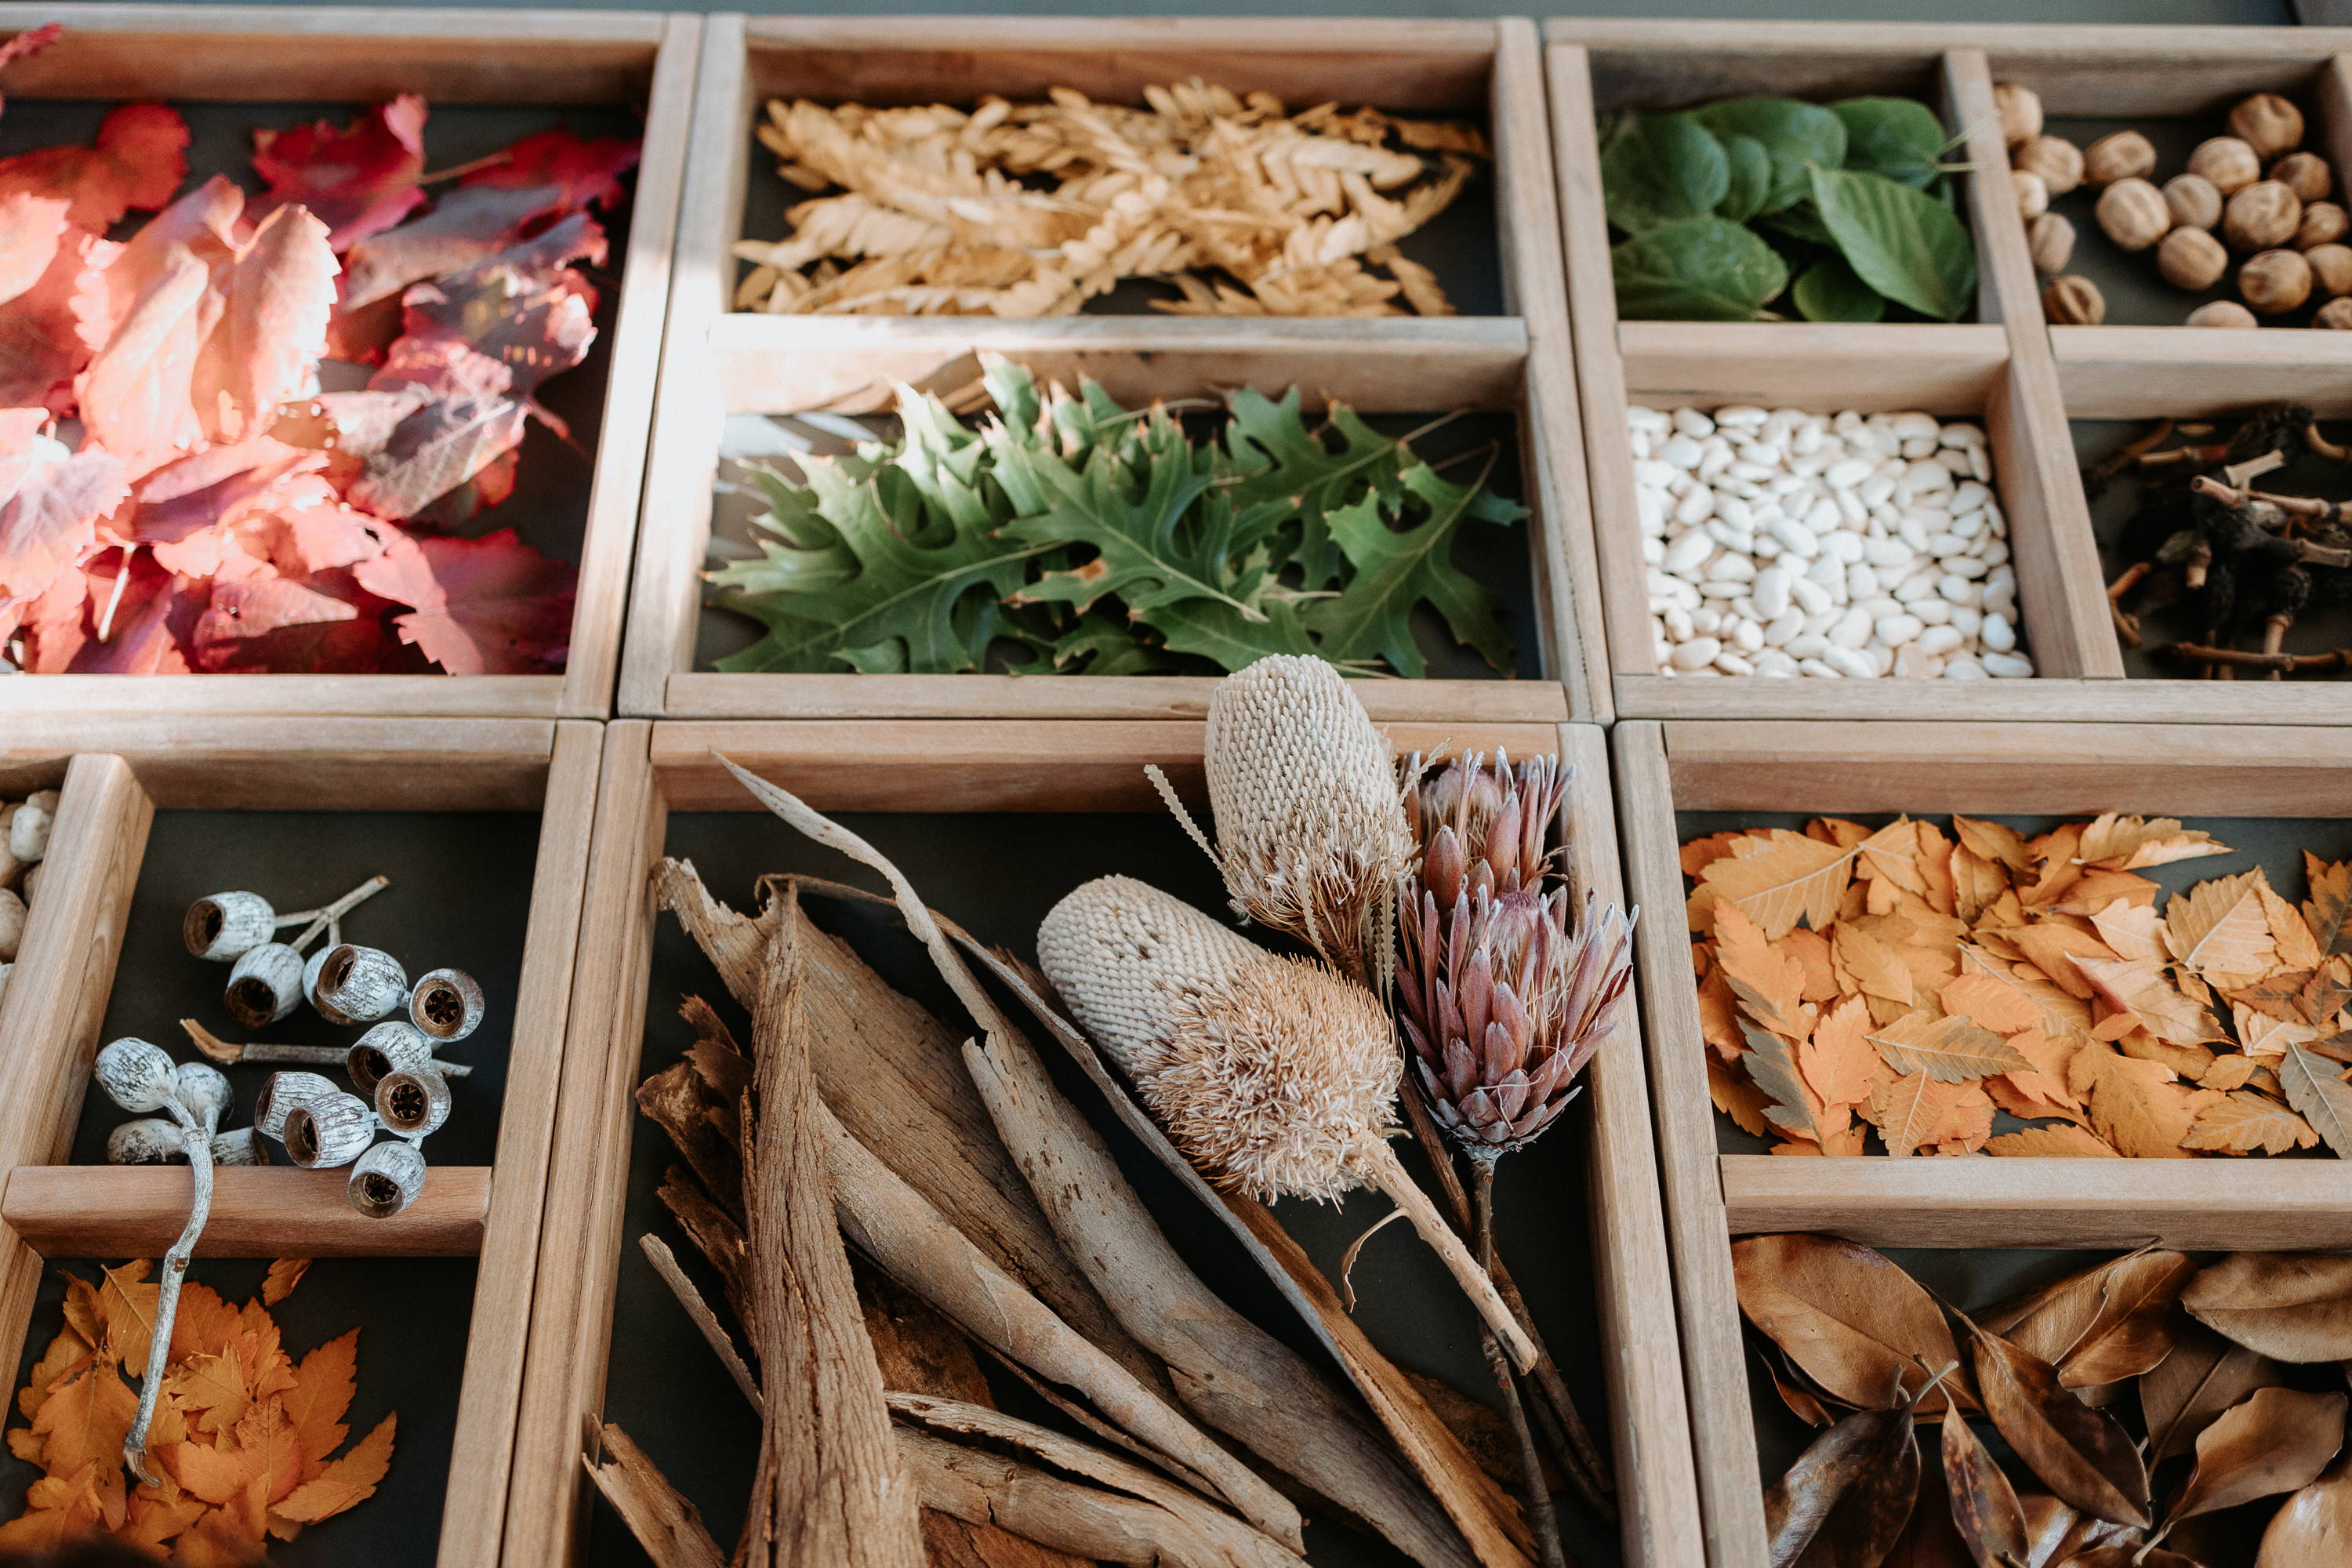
[616,14,1610,726]
[0,3,697,722]
[0,717,601,1568]
[1610,717,2352,1568]
[505,717,1700,1566]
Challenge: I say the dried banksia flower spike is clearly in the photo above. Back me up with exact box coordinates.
[180,1018,472,1080]
[1147,655,1412,989]
[1039,875,1537,1371]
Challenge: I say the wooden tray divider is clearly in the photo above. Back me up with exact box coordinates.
[0,719,602,1568]
[618,16,1603,725]
[506,717,1701,1566]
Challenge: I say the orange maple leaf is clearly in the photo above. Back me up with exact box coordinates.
[261,1260,310,1308]
[274,1413,395,1525]
[1713,902,1809,1040]
[282,1330,357,1465]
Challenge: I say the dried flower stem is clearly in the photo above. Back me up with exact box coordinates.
[2169,642,2352,673]
[1472,1155,1567,1568]
[178,1018,471,1076]
[286,875,390,953]
[125,1098,212,1484]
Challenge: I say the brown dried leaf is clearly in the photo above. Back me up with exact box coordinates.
[2277,1044,2352,1157]
[261,1259,310,1307]
[1703,830,1857,941]
[1976,1252,2194,1389]
[2304,855,2352,960]
[2069,1044,2213,1160]
[2258,869,2326,974]
[1833,924,1914,1008]
[1965,1320,2151,1528]
[2183,1090,2318,1154]
[1984,1126,2119,1158]
[2141,1323,2288,1462]
[2165,871,2278,989]
[1867,1071,1994,1157]
[1717,901,1810,1040]
[1869,1011,2031,1083]
[1940,1414,2027,1568]
[1952,815,2033,873]
[2086,901,2159,964]
[2009,926,2115,1003]
[1746,1023,1857,1151]
[2183,1254,2352,1363]
[2257,1452,2352,1566]
[2167,1385,2345,1522]
[2074,814,2230,871]
[1710,1054,1774,1138]
[1763,1397,1926,1568]
[2073,955,2228,1049]
[1732,1234,1966,1415]
[1937,971,2053,1036]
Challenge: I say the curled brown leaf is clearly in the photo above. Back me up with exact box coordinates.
[2167,1385,2347,1523]
[1734,1234,1969,1416]
[2183,1253,2352,1363]
[2140,1324,2288,1463]
[1979,1250,2194,1390]
[1967,1319,2151,1529]
[1941,1414,2028,1568]
[1765,1378,1936,1568]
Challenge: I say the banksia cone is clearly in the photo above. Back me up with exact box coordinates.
[1153,655,1412,986]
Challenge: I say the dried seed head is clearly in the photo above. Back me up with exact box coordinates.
[1039,876,1399,1204]
[408,967,485,1042]
[348,1020,434,1098]
[376,1069,452,1139]
[172,1062,230,1134]
[210,1127,268,1167]
[226,942,306,1028]
[107,1118,183,1164]
[310,943,408,1026]
[184,891,277,962]
[254,1070,340,1142]
[349,1138,426,1218]
[96,1038,178,1114]
[1185,655,1411,985]
[282,1092,376,1169]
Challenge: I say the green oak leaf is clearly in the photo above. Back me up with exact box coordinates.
[1223,387,1414,590]
[1301,462,1519,678]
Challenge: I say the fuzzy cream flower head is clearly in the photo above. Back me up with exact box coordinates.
[1038,874,1400,1203]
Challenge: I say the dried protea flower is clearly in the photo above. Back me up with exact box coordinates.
[1150,655,1412,987]
[1040,873,1535,1370]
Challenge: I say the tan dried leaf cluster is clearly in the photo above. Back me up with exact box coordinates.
[732,81,1486,317]
[1686,813,2352,1158]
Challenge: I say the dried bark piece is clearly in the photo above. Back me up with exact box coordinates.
[586,1423,728,1568]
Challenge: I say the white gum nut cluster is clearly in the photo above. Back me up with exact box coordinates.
[1630,405,2035,681]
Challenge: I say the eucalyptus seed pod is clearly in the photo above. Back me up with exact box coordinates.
[281,1092,376,1169]
[1994,82,2042,147]
[2230,93,2304,158]
[172,1062,230,1134]
[254,1070,340,1142]
[407,968,485,1042]
[2165,173,2223,232]
[2082,129,2155,187]
[376,1069,452,1139]
[2188,299,2259,327]
[7,796,52,863]
[210,1127,268,1166]
[348,1138,426,1218]
[96,1038,178,1113]
[183,891,277,962]
[348,1020,434,1098]
[0,887,21,962]
[310,943,408,1026]
[226,942,306,1027]
[107,1118,184,1164]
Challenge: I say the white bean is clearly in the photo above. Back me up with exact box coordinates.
[1980,612,2016,653]
[1824,646,1880,678]
[1982,651,2034,678]
[1671,637,1722,670]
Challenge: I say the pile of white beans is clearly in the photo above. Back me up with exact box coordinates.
[1632,405,2035,680]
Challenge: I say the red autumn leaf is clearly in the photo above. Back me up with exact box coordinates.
[329,387,529,523]
[192,567,401,673]
[191,203,339,443]
[71,176,238,355]
[34,552,205,673]
[0,24,64,116]
[351,527,572,673]
[0,193,67,306]
[460,127,639,211]
[0,222,103,412]
[249,93,428,250]
[338,184,606,310]
[0,102,189,230]
[390,246,597,401]
[0,410,128,608]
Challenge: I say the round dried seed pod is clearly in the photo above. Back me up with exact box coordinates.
[226,942,305,1028]
[1995,82,2042,147]
[254,1070,340,1142]
[2013,169,2049,221]
[172,1062,230,1134]
[7,799,51,864]
[96,1038,178,1113]
[2042,274,2107,325]
[2274,151,2333,204]
[2241,248,2314,314]
[2164,173,2223,232]
[2190,136,2263,196]
[2309,243,2352,297]
[183,891,276,962]
[2016,134,2084,196]
[408,968,485,1043]
[347,1020,434,1098]
[349,1139,426,1219]
[107,1119,184,1164]
[2097,178,2171,252]
[310,944,408,1026]
[281,1092,376,1170]
[2316,296,2352,328]
[18,862,37,903]
[0,887,21,963]
[210,1127,268,1167]
[2028,212,2076,274]
[2083,129,2156,187]
[2158,227,2230,292]
[376,1069,452,1139]
[2231,93,2304,158]
[2225,180,2304,252]
[2300,201,2349,249]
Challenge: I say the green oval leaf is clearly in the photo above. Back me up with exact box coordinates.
[1717,134,1773,223]
[1611,215,1789,321]
[1792,255,1886,322]
[1809,165,1976,321]
[1692,97,1846,212]
[1831,96,1948,190]
[1601,111,1730,235]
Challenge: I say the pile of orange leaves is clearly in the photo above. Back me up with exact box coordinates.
[1683,812,2352,1157]
[0,1257,395,1563]
[0,23,639,674]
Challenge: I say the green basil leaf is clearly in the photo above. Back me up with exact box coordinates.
[1791,255,1886,322]
[1831,96,1947,189]
[1718,135,1773,223]
[1692,97,1846,212]
[1612,216,1789,321]
[1809,165,1976,321]
[1602,111,1730,235]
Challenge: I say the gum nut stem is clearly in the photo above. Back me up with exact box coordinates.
[349,1139,426,1219]
[183,891,277,962]
[376,1069,452,1139]
[281,1092,376,1169]
[349,1020,434,1098]
[284,873,390,953]
[172,1062,230,1134]
[0,887,22,962]
[210,1127,267,1166]
[107,1119,183,1164]
[408,968,485,1042]
[310,944,407,1026]
[254,1070,341,1142]
[7,797,51,864]
[96,1039,180,1113]
[225,943,305,1028]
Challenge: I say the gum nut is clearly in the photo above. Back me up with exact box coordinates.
[2299,201,2349,249]
[1995,82,2042,146]
[2230,92,2304,158]
[2308,242,2352,296]
[172,1062,230,1132]
[2188,299,2258,328]
[349,1138,426,1220]
[107,1118,183,1165]
[0,887,20,962]
[2223,180,2302,252]
[183,891,275,962]
[254,1070,340,1142]
[310,943,408,1026]
[348,1020,434,1098]
[2017,135,2084,196]
[2165,173,2223,232]
[2083,129,2156,187]
[211,1127,268,1166]
[408,967,485,1043]
[226,942,305,1028]
[2028,212,2076,274]
[2042,274,2106,325]
[2158,227,2229,292]
[281,1091,376,1170]
[95,1038,177,1114]
[2316,296,2352,328]
[2013,169,2049,220]
[6,801,49,863]
[2190,136,2263,195]
[2274,150,2333,205]
[2239,248,2313,315]
[2097,178,2171,252]
[376,1068,452,1140]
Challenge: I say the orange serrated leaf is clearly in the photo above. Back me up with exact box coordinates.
[1694,960,1744,1062]
[1915,820,1957,916]
[1699,829,1855,940]
[2231,1001,2319,1062]
[2303,854,2352,959]
[169,1349,254,1437]
[262,1259,310,1307]
[1955,945,2089,1038]
[1867,1010,2031,1083]
[274,1412,394,1524]
[1856,816,1927,899]
[1708,1054,1772,1138]
[232,1398,308,1504]
[2020,823,2085,909]
[1984,1125,2120,1157]
[2048,867,2161,916]
[1864,1070,1993,1156]
[2253,868,2324,974]
[2088,899,2161,963]
[2183,1091,2318,1155]
[1936,971,2049,1035]
[1714,902,1809,1040]
[2069,1041,2216,1159]
[2075,813,2230,871]
[31,1359,135,1483]
[17,1322,94,1427]
[168,1283,242,1366]
[1780,926,1841,1004]
[285,1330,357,1465]
[96,1260,158,1372]
[2074,953,2230,1049]
[2164,872,2278,989]
[1952,814,2033,873]
[1800,996,1883,1108]
[1680,831,1745,880]
[1831,923,1915,1009]
[2008,924,2116,1002]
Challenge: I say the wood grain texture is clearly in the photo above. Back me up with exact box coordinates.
[1612,673,2352,725]
[1618,323,2010,412]
[662,673,1569,723]
[2056,326,2352,419]
[0,1164,488,1257]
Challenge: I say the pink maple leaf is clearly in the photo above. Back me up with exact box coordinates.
[0,193,67,307]
[0,412,129,607]
[0,219,103,412]
[460,128,638,211]
[250,94,428,251]
[351,527,572,674]
[193,567,401,673]
[0,102,189,230]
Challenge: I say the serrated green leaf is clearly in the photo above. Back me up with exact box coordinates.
[1612,216,1788,321]
[1223,387,1414,590]
[1145,596,1319,670]
[1301,463,1518,677]
[1809,165,1976,321]
[1690,97,1846,212]
[1601,111,1730,235]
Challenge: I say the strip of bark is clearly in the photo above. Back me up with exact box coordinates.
[584,1424,728,1568]
[641,1234,762,1412]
